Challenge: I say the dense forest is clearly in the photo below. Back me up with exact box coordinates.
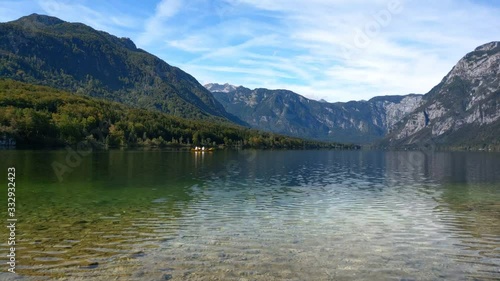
[0,79,359,150]
[0,14,240,122]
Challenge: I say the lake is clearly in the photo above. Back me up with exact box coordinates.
[0,149,499,280]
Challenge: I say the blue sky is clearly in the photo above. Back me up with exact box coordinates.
[1,0,499,102]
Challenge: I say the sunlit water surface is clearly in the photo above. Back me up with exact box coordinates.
[0,150,499,280]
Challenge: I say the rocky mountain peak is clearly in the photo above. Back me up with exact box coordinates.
[204,83,238,93]
[444,41,500,85]
[17,13,64,26]
[118,37,137,51]
[474,41,500,52]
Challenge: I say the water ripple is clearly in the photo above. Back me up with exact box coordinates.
[0,150,498,280]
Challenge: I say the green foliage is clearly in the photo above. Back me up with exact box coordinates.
[0,79,359,150]
[0,14,240,123]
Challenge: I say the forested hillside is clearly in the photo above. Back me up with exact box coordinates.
[0,79,358,149]
[0,14,241,123]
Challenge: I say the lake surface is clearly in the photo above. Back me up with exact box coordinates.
[0,149,499,280]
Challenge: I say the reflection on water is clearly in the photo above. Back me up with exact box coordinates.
[0,150,499,280]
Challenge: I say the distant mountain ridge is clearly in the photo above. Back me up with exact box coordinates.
[207,83,423,143]
[206,41,500,147]
[0,14,242,123]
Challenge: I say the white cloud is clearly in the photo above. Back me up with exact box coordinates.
[35,0,140,37]
[168,35,213,53]
[138,0,183,46]
[156,0,182,18]
[0,1,38,22]
[3,0,500,102]
[173,0,500,102]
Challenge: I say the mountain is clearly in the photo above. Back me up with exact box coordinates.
[385,41,500,148]
[207,42,500,148]
[205,83,238,93]
[0,14,241,122]
[208,83,422,143]
[0,79,358,149]
[2,14,496,148]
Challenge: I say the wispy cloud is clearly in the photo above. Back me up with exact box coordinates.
[0,1,37,22]
[171,0,500,101]
[138,0,183,46]
[35,0,141,37]
[2,0,500,102]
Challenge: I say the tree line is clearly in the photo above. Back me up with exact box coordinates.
[0,79,360,150]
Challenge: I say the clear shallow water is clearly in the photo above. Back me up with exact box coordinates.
[0,150,499,280]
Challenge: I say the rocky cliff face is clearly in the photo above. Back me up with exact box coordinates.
[206,42,500,147]
[370,95,424,131]
[208,84,423,143]
[386,41,500,147]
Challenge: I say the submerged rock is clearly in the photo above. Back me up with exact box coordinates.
[82,261,99,269]
[130,251,146,258]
